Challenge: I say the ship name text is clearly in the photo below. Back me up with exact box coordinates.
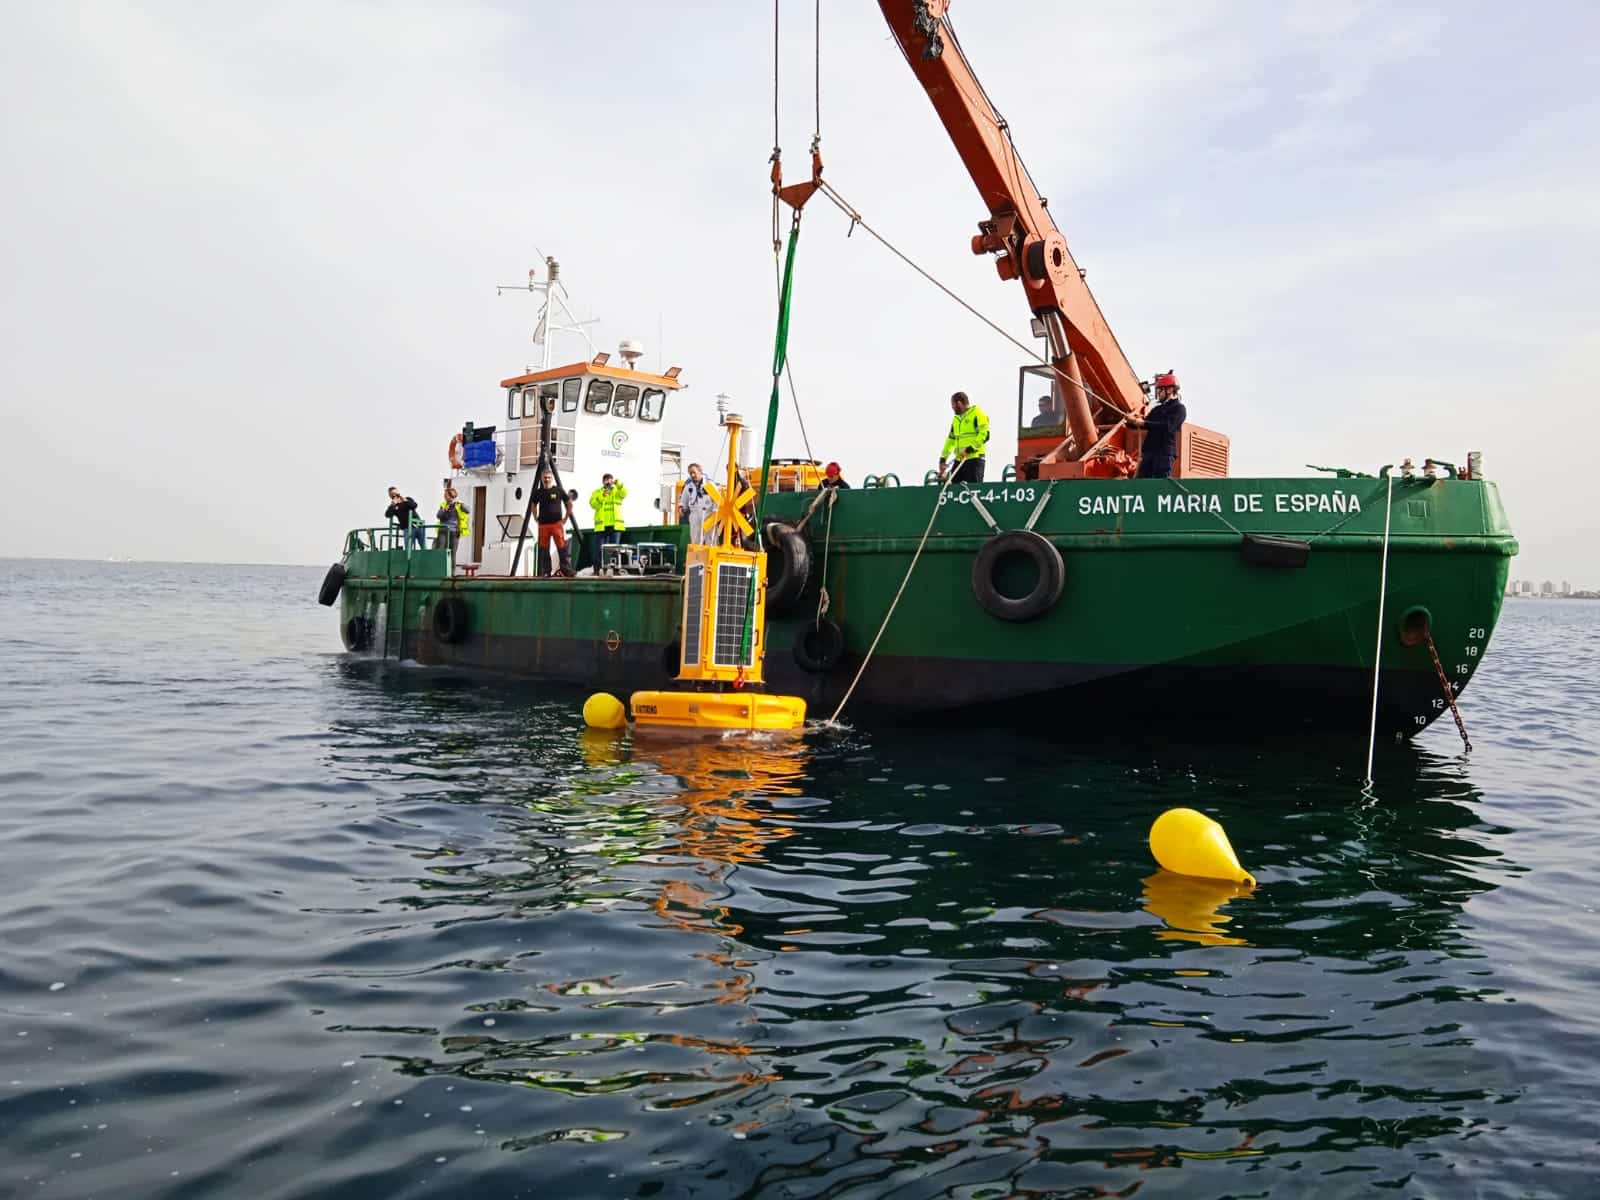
[1078,490,1362,517]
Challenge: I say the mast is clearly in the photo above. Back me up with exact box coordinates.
[497,256,597,371]
[877,1,1146,467]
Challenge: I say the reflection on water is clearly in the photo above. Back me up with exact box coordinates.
[2,563,1596,1199]
[1141,872,1253,947]
[310,690,1523,1197]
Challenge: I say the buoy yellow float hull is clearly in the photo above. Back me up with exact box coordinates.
[629,690,806,732]
[1148,807,1255,886]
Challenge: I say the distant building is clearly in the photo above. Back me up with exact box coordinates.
[1562,581,1571,596]
[1541,580,1554,596]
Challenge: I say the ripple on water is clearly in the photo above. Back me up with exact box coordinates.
[1,566,1597,1198]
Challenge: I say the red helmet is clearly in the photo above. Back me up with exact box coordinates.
[824,461,841,475]
[1154,371,1179,391]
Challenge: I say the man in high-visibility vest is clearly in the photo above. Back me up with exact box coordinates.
[938,391,990,485]
[589,473,627,553]
[435,484,469,556]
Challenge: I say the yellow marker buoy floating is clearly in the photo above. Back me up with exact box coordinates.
[630,689,805,733]
[582,692,628,731]
[1149,807,1255,886]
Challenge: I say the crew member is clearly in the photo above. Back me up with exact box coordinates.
[533,469,575,576]
[939,391,989,485]
[385,487,425,550]
[589,473,627,552]
[1126,371,1187,480]
[820,461,850,490]
[435,485,466,554]
[1029,394,1062,429]
[678,462,714,546]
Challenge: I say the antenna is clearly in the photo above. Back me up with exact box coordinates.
[496,254,598,371]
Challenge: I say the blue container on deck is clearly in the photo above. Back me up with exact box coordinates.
[463,440,496,469]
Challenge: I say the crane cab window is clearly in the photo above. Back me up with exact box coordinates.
[585,379,614,414]
[561,377,581,412]
[639,387,666,423]
[1021,391,1065,437]
[613,384,639,419]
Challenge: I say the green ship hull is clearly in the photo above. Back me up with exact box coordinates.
[334,475,1515,739]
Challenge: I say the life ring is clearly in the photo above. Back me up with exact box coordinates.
[971,530,1064,622]
[793,618,845,673]
[432,595,469,644]
[763,521,812,617]
[448,433,466,470]
[341,615,372,652]
[317,562,346,607]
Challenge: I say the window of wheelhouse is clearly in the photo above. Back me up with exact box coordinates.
[639,387,666,422]
[585,379,614,415]
[522,384,557,419]
[613,383,639,419]
[561,377,581,412]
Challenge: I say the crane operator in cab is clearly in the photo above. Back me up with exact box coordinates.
[1126,372,1187,479]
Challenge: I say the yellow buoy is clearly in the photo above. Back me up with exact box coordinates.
[582,692,628,730]
[629,690,806,733]
[1149,807,1255,886]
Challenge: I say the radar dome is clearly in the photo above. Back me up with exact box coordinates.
[618,338,645,367]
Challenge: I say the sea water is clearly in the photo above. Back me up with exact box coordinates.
[1,559,1596,1198]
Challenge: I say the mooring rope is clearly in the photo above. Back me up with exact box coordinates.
[826,474,956,725]
[1363,472,1395,786]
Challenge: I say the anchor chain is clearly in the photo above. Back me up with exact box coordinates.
[1424,632,1472,752]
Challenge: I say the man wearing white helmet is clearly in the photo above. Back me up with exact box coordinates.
[1126,371,1187,479]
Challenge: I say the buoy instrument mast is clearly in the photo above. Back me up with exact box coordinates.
[612,413,807,733]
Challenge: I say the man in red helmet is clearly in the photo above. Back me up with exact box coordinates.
[820,461,850,490]
[1126,371,1187,479]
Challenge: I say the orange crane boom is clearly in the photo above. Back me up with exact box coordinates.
[879,0,1147,473]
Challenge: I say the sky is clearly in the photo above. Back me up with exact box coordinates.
[2,0,1596,584]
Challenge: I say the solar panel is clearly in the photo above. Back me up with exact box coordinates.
[712,562,756,667]
[681,563,705,668]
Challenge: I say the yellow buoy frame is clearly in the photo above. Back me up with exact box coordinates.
[629,689,805,733]
[582,692,628,731]
[1149,807,1255,886]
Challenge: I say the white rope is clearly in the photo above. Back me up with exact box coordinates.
[1363,472,1396,786]
[826,475,955,725]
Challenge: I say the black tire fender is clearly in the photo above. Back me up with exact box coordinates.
[318,562,346,607]
[793,618,845,673]
[764,521,813,617]
[432,595,469,644]
[971,530,1064,622]
[341,615,372,652]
